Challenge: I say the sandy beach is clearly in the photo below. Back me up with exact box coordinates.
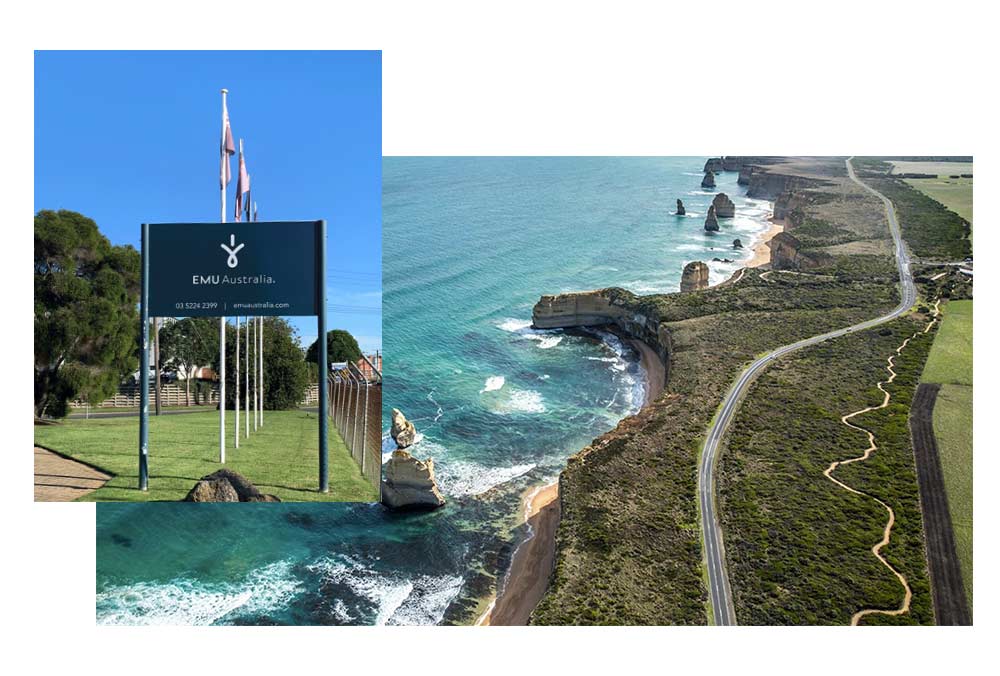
[627,339,665,406]
[748,217,784,268]
[480,482,560,625]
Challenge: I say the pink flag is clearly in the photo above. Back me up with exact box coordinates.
[235,146,250,222]
[220,99,235,188]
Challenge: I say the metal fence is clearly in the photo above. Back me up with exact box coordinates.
[328,363,382,494]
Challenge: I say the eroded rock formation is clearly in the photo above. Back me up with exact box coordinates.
[767,232,833,270]
[704,205,720,232]
[704,158,725,173]
[381,450,446,510]
[737,165,754,185]
[390,408,417,448]
[712,193,735,218]
[184,469,281,502]
[680,261,710,292]
[701,170,716,189]
[676,199,686,215]
[733,238,743,249]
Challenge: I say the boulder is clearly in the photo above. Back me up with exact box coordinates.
[680,261,710,292]
[703,158,724,173]
[704,205,720,232]
[701,170,716,189]
[712,193,735,218]
[184,469,281,502]
[381,450,446,510]
[676,199,686,216]
[733,238,743,249]
[390,408,417,448]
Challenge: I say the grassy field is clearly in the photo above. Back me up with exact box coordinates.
[921,299,973,610]
[903,178,973,228]
[888,160,973,177]
[34,410,377,502]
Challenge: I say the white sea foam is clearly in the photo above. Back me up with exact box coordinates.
[480,375,505,393]
[307,555,463,626]
[493,389,546,415]
[435,459,537,496]
[497,317,563,349]
[96,560,302,626]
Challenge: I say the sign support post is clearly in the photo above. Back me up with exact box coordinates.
[138,223,150,491]
[318,219,329,492]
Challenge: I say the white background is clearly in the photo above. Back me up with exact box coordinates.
[2,1,994,674]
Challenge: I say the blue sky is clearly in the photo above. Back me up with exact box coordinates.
[35,50,382,353]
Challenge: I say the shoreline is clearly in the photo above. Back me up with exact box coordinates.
[478,181,775,626]
[747,215,783,268]
[478,481,560,625]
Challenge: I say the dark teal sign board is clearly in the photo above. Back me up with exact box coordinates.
[147,221,322,317]
[139,219,331,493]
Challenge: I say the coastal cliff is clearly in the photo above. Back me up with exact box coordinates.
[532,288,672,373]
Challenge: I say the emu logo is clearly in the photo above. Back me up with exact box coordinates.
[221,234,245,268]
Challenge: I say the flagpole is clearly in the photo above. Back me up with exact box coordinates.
[253,315,258,431]
[235,315,240,448]
[218,88,228,464]
[245,315,250,438]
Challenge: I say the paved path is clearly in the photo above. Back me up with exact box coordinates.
[698,157,917,625]
[34,446,110,501]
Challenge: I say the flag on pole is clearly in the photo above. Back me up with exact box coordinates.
[220,99,235,189]
[235,141,250,222]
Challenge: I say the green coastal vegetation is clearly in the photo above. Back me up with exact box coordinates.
[718,314,935,624]
[921,299,973,609]
[35,410,376,502]
[532,156,972,626]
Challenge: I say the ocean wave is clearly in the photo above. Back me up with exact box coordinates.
[96,560,302,626]
[435,459,537,496]
[480,375,505,393]
[490,389,546,415]
[307,555,463,626]
[497,317,563,349]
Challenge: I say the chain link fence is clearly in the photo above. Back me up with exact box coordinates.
[328,363,382,495]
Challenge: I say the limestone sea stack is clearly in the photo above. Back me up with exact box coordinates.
[390,408,417,448]
[712,193,735,218]
[703,158,724,173]
[381,450,446,510]
[704,205,720,232]
[680,261,710,292]
[701,171,716,189]
[676,199,686,215]
[733,238,743,249]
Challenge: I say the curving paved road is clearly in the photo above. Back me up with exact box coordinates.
[698,157,917,625]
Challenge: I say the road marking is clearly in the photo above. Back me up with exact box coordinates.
[698,158,917,625]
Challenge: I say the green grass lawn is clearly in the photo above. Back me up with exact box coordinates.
[922,300,973,385]
[921,299,973,610]
[35,409,378,503]
[904,177,973,235]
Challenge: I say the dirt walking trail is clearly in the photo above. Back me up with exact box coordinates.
[824,300,940,625]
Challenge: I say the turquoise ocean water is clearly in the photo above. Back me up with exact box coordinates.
[95,157,771,625]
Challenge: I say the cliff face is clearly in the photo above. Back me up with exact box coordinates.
[532,289,672,371]
[746,172,822,200]
[767,231,833,270]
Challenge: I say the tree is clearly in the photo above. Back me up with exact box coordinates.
[305,329,362,367]
[159,317,219,406]
[217,317,309,410]
[34,210,140,418]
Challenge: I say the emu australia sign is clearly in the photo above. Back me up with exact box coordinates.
[147,221,322,317]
